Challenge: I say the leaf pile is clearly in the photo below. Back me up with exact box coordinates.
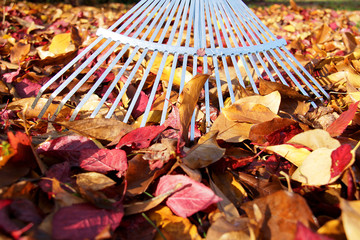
[1,1,360,239]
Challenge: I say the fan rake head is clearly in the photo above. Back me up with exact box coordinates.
[32,0,329,134]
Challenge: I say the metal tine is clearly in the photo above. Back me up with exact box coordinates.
[224,2,270,87]
[206,0,225,109]
[234,2,320,101]
[180,0,196,94]
[282,47,330,99]
[219,1,260,93]
[32,0,151,112]
[236,0,328,100]
[36,38,113,119]
[123,0,177,124]
[50,41,123,120]
[211,0,236,103]
[160,0,190,125]
[72,0,172,120]
[140,0,185,127]
[189,0,202,141]
[199,0,211,131]
[227,0,287,85]
[280,47,330,99]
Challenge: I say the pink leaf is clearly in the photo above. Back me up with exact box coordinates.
[3,67,20,83]
[294,222,332,240]
[52,203,123,240]
[15,78,41,98]
[327,101,359,137]
[37,135,98,166]
[330,144,353,179]
[116,125,166,149]
[155,175,222,218]
[79,149,128,178]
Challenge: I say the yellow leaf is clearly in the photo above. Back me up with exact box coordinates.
[340,199,360,240]
[0,141,15,168]
[148,206,202,240]
[266,144,311,167]
[48,33,75,55]
[284,25,296,33]
[317,219,346,239]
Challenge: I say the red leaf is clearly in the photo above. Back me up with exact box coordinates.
[116,125,166,149]
[132,91,149,119]
[37,135,98,165]
[330,144,352,178]
[294,222,332,240]
[7,131,35,167]
[52,203,123,240]
[155,175,222,218]
[326,101,359,137]
[79,149,128,178]
[39,162,71,193]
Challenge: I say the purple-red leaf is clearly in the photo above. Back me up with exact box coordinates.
[116,125,166,149]
[326,101,359,137]
[294,222,332,240]
[132,91,149,119]
[79,149,128,178]
[330,144,353,178]
[37,135,98,165]
[52,203,123,240]
[15,78,41,98]
[155,175,222,218]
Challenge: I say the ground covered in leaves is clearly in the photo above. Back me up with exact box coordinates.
[1,1,360,239]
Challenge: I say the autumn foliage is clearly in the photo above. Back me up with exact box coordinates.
[1,1,360,239]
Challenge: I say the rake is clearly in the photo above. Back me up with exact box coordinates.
[31,0,330,139]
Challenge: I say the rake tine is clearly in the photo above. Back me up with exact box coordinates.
[37,38,114,119]
[103,48,147,119]
[50,40,123,121]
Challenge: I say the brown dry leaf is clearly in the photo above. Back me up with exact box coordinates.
[8,97,73,120]
[241,190,316,240]
[10,41,31,63]
[48,178,85,207]
[249,118,299,145]
[178,74,210,141]
[237,173,284,198]
[211,113,252,143]
[222,91,280,124]
[314,23,334,44]
[343,32,357,53]
[340,199,360,240]
[75,172,116,191]
[182,130,225,169]
[206,215,254,240]
[148,206,202,240]
[56,118,133,142]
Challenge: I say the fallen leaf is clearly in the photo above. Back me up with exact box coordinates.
[75,172,116,191]
[206,215,253,240]
[241,190,316,240]
[10,41,30,63]
[182,130,226,169]
[116,125,166,149]
[56,118,134,142]
[340,199,360,240]
[148,206,202,240]
[48,33,76,55]
[155,174,222,218]
[52,203,123,240]
[294,221,332,240]
[287,129,341,150]
[79,148,128,178]
[326,101,359,137]
[178,74,210,142]
[266,144,311,167]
